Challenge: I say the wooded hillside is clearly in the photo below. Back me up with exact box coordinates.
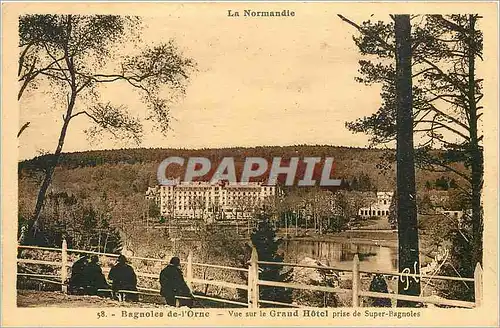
[18,145,466,229]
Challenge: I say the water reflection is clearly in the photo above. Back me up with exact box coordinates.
[282,240,398,272]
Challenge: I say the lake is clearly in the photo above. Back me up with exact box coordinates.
[282,239,398,272]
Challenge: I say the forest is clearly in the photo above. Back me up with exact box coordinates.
[18,145,466,249]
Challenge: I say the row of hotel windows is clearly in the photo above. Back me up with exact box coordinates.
[163,206,260,212]
[162,191,272,196]
[164,199,262,210]
[361,209,390,216]
[162,196,263,201]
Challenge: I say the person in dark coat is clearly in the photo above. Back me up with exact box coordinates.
[160,257,194,307]
[368,273,392,307]
[82,255,109,296]
[108,255,138,302]
[68,255,89,295]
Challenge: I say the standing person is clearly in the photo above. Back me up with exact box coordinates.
[82,255,109,296]
[160,257,194,307]
[108,255,138,302]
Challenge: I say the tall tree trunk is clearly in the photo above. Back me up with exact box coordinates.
[394,15,421,307]
[22,15,77,244]
[467,15,483,267]
[26,90,77,242]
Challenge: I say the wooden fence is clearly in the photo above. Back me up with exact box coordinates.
[17,240,482,308]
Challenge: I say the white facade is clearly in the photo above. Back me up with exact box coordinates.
[157,181,277,221]
[145,186,159,202]
[437,208,471,228]
[358,191,394,218]
[439,209,463,219]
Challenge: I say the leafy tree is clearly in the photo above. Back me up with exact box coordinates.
[18,14,196,241]
[419,202,475,303]
[358,172,376,191]
[148,199,161,219]
[349,173,375,192]
[388,192,397,229]
[191,224,246,298]
[425,180,432,190]
[445,188,470,212]
[350,176,359,190]
[435,176,449,190]
[418,193,433,214]
[24,191,122,253]
[250,213,293,306]
[335,190,372,223]
[434,230,475,302]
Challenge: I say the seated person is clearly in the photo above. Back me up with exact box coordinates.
[160,257,194,307]
[68,255,89,295]
[108,255,138,302]
[82,255,109,296]
[368,273,392,307]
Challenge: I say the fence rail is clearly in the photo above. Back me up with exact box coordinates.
[17,241,481,309]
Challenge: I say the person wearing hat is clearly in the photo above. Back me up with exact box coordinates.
[81,255,109,296]
[368,273,392,307]
[68,255,89,295]
[108,255,138,302]
[160,256,194,307]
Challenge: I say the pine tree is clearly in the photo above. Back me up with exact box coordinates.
[350,177,359,190]
[358,173,374,191]
[338,14,484,268]
[251,213,293,306]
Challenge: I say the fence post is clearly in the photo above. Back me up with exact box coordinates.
[61,238,68,293]
[248,246,259,308]
[186,250,193,290]
[247,265,252,308]
[352,254,360,307]
[474,262,483,307]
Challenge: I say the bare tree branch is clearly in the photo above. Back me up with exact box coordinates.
[17,122,30,138]
[337,14,395,52]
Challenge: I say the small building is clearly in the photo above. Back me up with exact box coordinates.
[358,191,394,219]
[436,208,471,228]
[439,209,463,220]
[145,186,160,203]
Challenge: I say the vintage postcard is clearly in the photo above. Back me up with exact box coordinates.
[1,1,499,327]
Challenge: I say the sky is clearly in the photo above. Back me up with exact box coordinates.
[18,4,383,160]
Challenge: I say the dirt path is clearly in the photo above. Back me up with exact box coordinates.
[17,290,166,308]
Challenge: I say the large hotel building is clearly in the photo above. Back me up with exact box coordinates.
[146,181,278,221]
